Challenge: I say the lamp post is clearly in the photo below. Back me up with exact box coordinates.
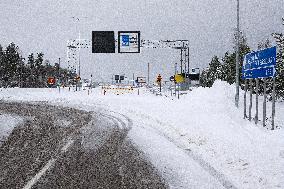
[235,0,240,108]
[71,16,87,78]
[71,17,81,78]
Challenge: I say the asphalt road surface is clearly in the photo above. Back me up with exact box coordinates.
[0,102,168,189]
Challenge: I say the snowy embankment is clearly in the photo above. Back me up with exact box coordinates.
[0,81,283,189]
[0,113,24,144]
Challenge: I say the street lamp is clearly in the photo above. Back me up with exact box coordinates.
[71,16,87,78]
[235,0,240,108]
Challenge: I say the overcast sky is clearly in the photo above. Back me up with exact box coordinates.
[0,0,283,81]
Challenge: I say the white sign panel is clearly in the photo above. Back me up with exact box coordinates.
[118,31,140,53]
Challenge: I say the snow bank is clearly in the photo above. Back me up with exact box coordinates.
[0,114,24,144]
[0,83,283,189]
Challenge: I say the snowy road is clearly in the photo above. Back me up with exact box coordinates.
[0,102,168,189]
[1,84,283,188]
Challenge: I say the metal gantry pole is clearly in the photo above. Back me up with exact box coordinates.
[132,73,135,86]
[78,30,81,77]
[235,0,240,108]
[148,62,150,86]
[183,42,186,75]
[184,49,187,75]
[175,63,177,96]
[187,47,190,74]
[58,57,61,93]
[180,48,183,74]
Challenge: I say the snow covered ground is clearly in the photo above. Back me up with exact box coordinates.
[0,113,24,145]
[0,81,284,189]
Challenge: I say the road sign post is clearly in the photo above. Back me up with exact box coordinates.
[242,46,277,129]
[255,78,259,124]
[244,79,247,119]
[272,77,276,130]
[263,78,267,127]
[156,74,162,93]
[249,79,253,121]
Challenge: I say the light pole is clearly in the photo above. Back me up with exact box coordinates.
[147,63,150,86]
[73,17,81,78]
[235,0,240,108]
[71,16,87,78]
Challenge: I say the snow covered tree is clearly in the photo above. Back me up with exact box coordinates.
[258,38,272,50]
[200,31,250,87]
[27,53,35,87]
[220,31,251,85]
[272,32,284,99]
[0,43,73,88]
[2,43,22,87]
[34,52,44,87]
[208,56,222,80]
[220,52,236,84]
[200,56,222,87]
[27,53,35,69]
[199,68,211,87]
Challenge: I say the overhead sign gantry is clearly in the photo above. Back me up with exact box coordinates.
[66,31,190,77]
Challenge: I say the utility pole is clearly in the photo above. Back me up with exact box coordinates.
[180,48,183,74]
[183,42,186,75]
[90,74,93,89]
[71,16,87,78]
[147,63,150,86]
[235,0,240,108]
[175,63,177,96]
[58,57,61,93]
[58,58,61,75]
[78,31,81,78]
[132,73,135,86]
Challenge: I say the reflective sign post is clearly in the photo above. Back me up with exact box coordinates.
[242,46,277,128]
[178,84,180,99]
[272,77,276,130]
[249,79,253,121]
[263,78,267,127]
[244,79,247,119]
[255,78,259,124]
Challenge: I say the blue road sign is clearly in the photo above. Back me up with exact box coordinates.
[121,35,130,46]
[243,66,276,79]
[242,46,277,79]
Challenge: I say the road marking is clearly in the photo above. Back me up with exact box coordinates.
[23,158,56,189]
[61,139,74,153]
[22,139,75,189]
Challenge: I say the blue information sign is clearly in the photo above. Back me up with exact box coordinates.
[242,46,277,79]
[243,66,275,79]
[122,35,130,46]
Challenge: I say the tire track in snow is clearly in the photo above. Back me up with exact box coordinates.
[128,110,238,189]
